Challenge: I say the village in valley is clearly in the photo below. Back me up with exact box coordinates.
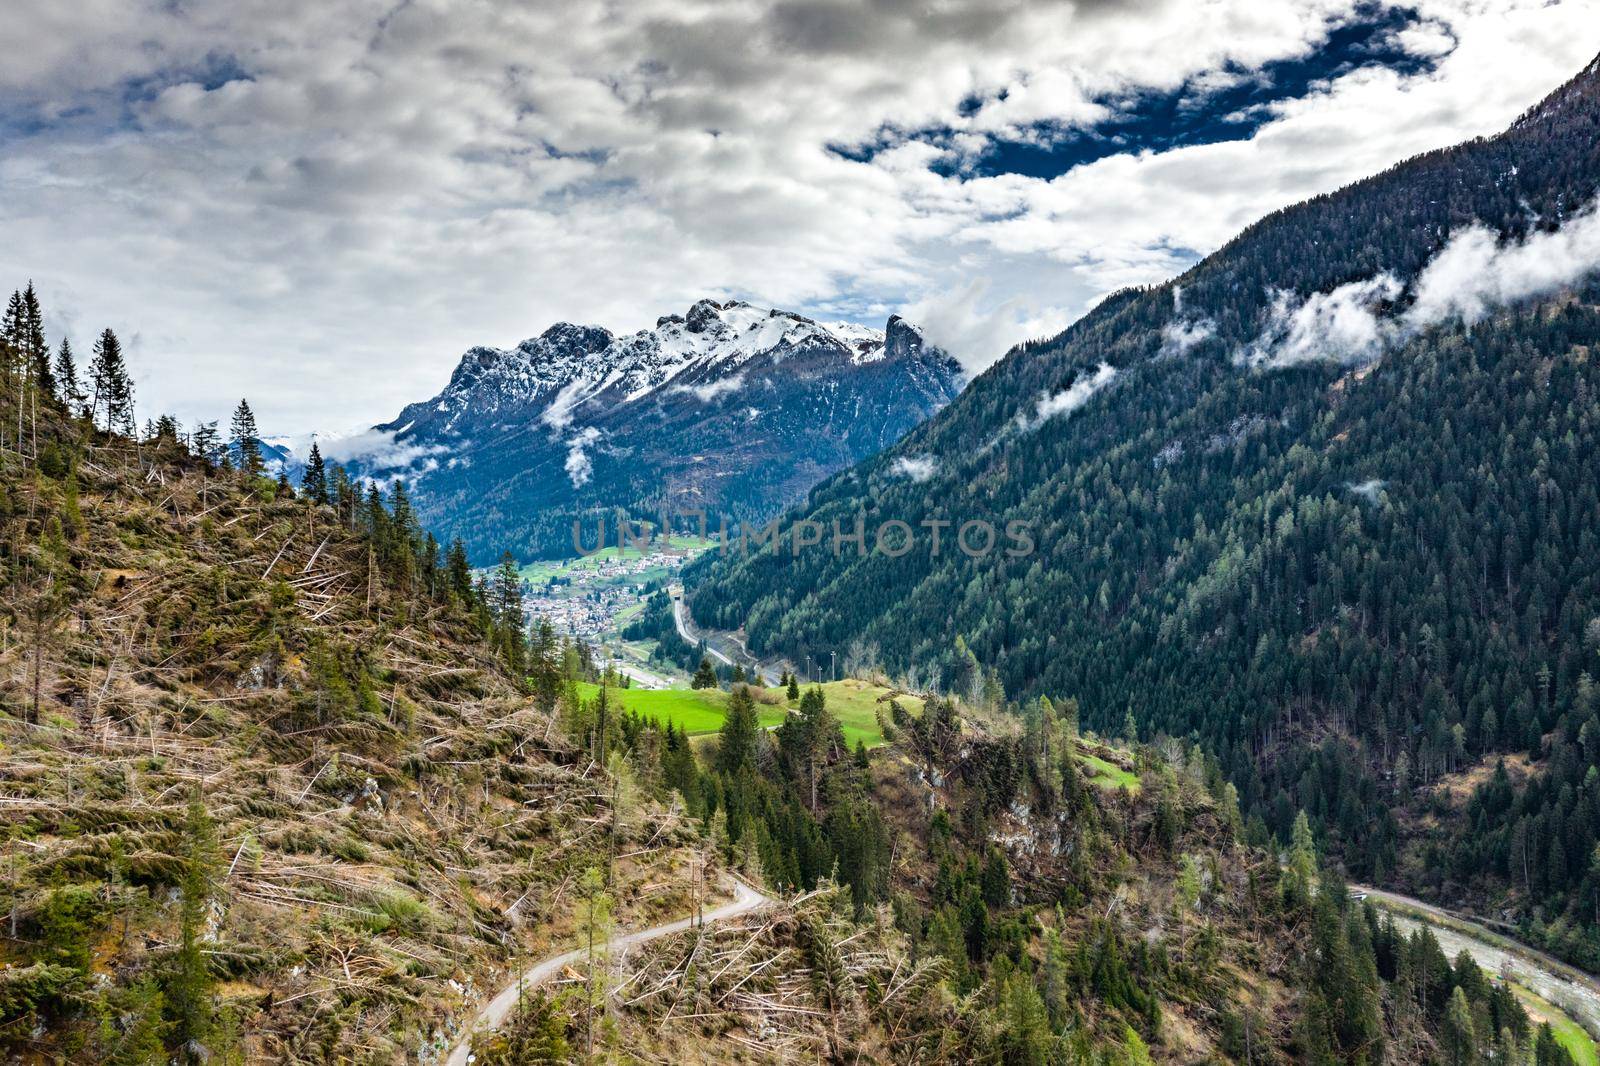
[516,541,707,638]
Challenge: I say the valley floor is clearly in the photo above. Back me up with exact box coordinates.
[1357,885,1600,1062]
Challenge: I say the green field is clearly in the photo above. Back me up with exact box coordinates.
[1514,986,1599,1066]
[1075,747,1141,792]
[572,678,920,748]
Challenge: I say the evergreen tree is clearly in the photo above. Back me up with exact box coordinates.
[718,684,761,773]
[787,672,801,701]
[89,328,135,433]
[168,788,218,1062]
[691,656,718,690]
[445,538,473,603]
[52,338,83,415]
[491,551,523,630]
[300,441,329,504]
[229,399,263,477]
[190,421,221,466]
[21,281,52,400]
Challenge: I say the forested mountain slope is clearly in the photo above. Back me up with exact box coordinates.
[685,54,1600,949]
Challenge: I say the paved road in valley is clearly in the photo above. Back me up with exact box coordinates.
[668,585,787,685]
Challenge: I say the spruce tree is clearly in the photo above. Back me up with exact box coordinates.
[492,551,523,630]
[89,328,135,433]
[445,539,473,602]
[52,339,83,416]
[300,441,329,504]
[229,399,263,477]
[169,787,218,1062]
[717,684,761,773]
[691,656,717,690]
[190,421,220,466]
[21,281,53,400]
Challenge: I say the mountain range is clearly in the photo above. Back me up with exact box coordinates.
[328,299,962,562]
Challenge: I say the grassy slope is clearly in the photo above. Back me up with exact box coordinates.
[574,677,923,748]
[1075,746,1142,792]
[1515,986,1600,1066]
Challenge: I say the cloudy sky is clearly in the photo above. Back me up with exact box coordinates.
[1,0,1595,434]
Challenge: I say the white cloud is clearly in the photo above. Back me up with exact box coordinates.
[1159,315,1216,358]
[1242,274,1404,368]
[901,278,1073,375]
[1407,202,1600,328]
[0,0,1594,434]
[1019,363,1117,431]
[671,373,745,403]
[564,426,601,488]
[310,425,450,474]
[1243,197,1600,368]
[1347,478,1387,502]
[890,455,940,482]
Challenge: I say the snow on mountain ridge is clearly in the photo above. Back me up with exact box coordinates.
[414,298,907,433]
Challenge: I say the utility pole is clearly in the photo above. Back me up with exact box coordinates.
[830,651,836,682]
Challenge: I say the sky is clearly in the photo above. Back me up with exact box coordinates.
[0,0,1596,435]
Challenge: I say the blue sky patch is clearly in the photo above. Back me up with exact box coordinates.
[833,5,1450,181]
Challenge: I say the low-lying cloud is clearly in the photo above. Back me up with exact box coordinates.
[890,455,939,482]
[1160,315,1217,358]
[1018,363,1117,432]
[1242,274,1403,368]
[1347,478,1386,503]
[564,426,602,488]
[313,426,451,476]
[1408,203,1600,326]
[671,373,745,403]
[1242,199,1600,369]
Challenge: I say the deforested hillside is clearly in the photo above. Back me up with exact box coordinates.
[0,361,712,1061]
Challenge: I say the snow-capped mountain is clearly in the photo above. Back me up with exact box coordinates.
[338,299,964,561]
[388,299,932,437]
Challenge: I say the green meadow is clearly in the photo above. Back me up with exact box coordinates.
[572,677,923,749]
[1074,747,1141,792]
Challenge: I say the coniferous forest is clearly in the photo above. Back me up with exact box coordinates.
[686,52,1600,971]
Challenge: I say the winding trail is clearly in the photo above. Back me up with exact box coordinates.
[1353,883,1600,1041]
[444,878,771,1065]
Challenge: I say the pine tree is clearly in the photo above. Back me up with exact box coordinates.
[492,552,523,630]
[300,441,329,504]
[190,421,220,466]
[229,399,263,477]
[718,685,761,773]
[21,281,53,400]
[787,672,800,701]
[692,656,718,690]
[445,539,473,603]
[52,338,82,416]
[89,328,135,433]
[169,787,218,1062]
